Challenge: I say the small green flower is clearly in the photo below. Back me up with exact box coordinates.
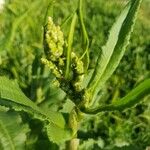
[71,52,84,91]
[41,58,61,78]
[71,52,84,74]
[82,90,91,108]
[45,17,64,61]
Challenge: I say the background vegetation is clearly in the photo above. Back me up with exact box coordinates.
[0,0,150,149]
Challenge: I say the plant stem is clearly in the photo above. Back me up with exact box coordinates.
[66,138,79,150]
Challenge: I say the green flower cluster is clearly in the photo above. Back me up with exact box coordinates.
[42,17,65,83]
[71,52,84,91]
[42,17,85,104]
[46,17,64,61]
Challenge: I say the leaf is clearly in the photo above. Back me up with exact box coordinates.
[78,0,90,70]
[82,78,150,114]
[65,13,78,79]
[0,76,72,144]
[46,122,71,144]
[0,110,29,150]
[110,145,143,150]
[87,0,142,103]
[43,1,54,26]
[60,99,75,113]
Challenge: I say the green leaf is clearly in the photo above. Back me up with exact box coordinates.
[0,110,29,150]
[46,122,71,144]
[65,13,78,79]
[111,145,143,150]
[43,1,54,26]
[78,0,90,70]
[0,76,72,144]
[82,78,150,114]
[87,0,142,103]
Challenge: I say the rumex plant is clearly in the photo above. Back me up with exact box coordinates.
[0,0,150,149]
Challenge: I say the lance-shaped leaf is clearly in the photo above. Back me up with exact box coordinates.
[87,0,142,103]
[0,76,72,144]
[78,0,90,70]
[65,13,77,79]
[0,110,29,150]
[82,78,150,114]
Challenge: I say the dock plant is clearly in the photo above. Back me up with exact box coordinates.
[0,0,150,149]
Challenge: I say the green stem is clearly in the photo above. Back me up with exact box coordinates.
[66,138,79,150]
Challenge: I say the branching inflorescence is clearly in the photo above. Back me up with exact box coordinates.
[41,16,85,105]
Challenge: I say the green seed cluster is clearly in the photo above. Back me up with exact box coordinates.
[71,52,84,74]
[71,52,84,91]
[42,17,65,82]
[42,17,85,105]
[46,17,64,61]
[41,58,61,78]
